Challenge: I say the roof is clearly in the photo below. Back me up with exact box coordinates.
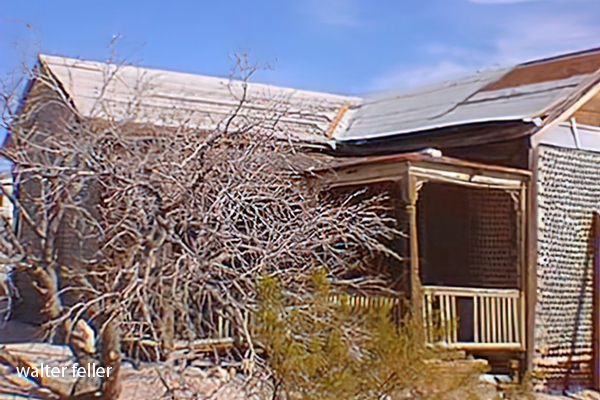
[308,150,530,191]
[310,150,531,177]
[336,48,600,142]
[36,49,600,148]
[38,55,361,142]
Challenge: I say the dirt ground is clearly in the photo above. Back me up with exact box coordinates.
[117,364,259,400]
[2,341,599,400]
[115,363,531,400]
[117,365,596,400]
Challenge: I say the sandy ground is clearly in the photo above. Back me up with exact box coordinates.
[117,364,267,400]
[116,363,502,400]
[2,340,599,400]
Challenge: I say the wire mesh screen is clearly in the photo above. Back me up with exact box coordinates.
[417,182,521,289]
[324,181,409,294]
[468,187,521,288]
[535,145,600,388]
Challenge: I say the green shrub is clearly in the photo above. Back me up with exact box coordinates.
[254,270,488,400]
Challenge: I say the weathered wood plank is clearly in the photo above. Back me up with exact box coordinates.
[473,296,479,343]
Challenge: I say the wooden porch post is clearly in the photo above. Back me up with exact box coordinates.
[593,212,600,391]
[526,147,538,374]
[403,173,422,319]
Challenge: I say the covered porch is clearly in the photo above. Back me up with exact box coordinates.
[309,151,532,369]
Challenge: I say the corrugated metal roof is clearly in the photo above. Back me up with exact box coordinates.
[38,48,600,146]
[39,55,361,142]
[337,71,591,141]
[336,48,600,142]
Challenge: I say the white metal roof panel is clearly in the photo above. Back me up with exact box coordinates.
[39,55,361,141]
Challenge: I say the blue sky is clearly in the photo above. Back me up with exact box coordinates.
[1,0,600,96]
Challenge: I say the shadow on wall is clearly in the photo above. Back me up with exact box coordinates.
[563,212,597,389]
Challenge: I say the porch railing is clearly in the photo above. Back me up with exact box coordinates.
[422,286,525,351]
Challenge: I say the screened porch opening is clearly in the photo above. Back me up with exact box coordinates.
[308,152,530,354]
[416,182,525,350]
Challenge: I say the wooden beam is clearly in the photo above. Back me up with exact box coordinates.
[422,286,520,297]
[525,147,538,374]
[532,73,600,148]
[448,343,525,352]
[326,103,351,138]
[403,174,422,320]
[308,156,529,193]
[572,109,600,127]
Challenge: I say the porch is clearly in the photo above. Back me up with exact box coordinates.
[310,151,532,369]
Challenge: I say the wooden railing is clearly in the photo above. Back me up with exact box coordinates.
[422,286,525,351]
[216,313,233,339]
[329,293,401,310]
[215,294,401,340]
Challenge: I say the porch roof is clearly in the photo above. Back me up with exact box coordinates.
[306,150,531,190]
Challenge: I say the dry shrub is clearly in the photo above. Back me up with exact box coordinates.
[2,56,491,400]
[88,122,399,357]
[254,270,487,400]
[2,57,400,363]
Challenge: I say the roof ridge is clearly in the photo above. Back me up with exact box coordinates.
[38,53,361,102]
[517,47,600,67]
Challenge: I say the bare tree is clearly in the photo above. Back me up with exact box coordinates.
[0,53,401,399]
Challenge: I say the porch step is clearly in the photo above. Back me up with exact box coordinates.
[424,358,491,384]
[428,345,467,361]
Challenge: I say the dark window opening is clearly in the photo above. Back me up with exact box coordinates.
[417,182,520,289]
